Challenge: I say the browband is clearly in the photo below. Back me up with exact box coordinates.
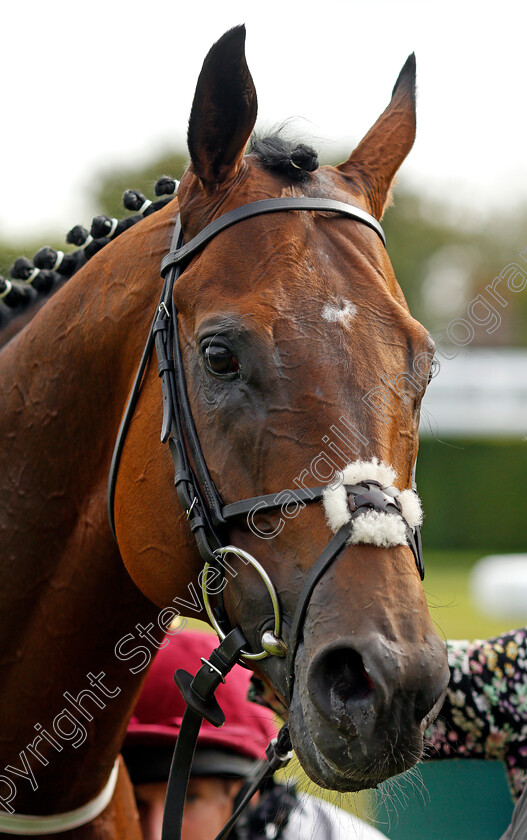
[160,197,385,276]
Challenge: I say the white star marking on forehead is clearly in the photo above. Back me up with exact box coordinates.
[321,299,357,324]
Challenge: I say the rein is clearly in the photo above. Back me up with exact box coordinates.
[107,195,424,840]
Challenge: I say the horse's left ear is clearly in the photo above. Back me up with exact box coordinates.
[337,54,416,219]
[187,25,258,188]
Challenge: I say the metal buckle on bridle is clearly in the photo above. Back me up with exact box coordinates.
[199,656,226,683]
[186,497,197,520]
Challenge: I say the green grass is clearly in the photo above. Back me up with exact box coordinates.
[423,550,520,641]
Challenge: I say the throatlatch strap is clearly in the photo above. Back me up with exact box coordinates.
[107,315,157,539]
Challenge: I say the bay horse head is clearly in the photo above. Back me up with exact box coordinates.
[115,26,449,793]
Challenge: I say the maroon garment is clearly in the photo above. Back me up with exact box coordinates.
[125,629,277,761]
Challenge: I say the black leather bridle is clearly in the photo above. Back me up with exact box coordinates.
[107,194,424,840]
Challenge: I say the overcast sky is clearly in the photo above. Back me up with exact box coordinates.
[2,0,526,243]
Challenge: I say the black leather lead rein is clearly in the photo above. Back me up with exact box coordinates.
[106,194,423,840]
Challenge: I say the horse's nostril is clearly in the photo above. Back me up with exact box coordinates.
[329,648,375,702]
[308,647,375,730]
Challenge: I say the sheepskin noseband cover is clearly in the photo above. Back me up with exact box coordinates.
[322,459,423,548]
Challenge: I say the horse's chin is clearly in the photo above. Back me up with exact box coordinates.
[287,670,426,793]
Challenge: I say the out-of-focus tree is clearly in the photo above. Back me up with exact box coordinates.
[0,151,188,277]
[91,151,188,220]
[382,189,527,346]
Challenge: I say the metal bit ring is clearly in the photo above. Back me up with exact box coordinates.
[201,545,284,661]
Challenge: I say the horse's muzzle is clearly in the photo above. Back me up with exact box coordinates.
[289,632,449,790]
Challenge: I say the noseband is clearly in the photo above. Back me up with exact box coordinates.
[107,194,424,840]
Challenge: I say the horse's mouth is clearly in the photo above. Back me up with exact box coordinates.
[283,640,447,792]
[288,683,426,792]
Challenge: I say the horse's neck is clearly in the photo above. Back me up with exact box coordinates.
[0,205,177,812]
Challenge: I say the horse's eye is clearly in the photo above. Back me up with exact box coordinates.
[203,343,240,378]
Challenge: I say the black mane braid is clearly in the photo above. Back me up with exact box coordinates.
[0,186,172,341]
[249,134,318,182]
[0,138,318,341]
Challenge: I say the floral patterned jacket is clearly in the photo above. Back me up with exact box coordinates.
[425,628,527,801]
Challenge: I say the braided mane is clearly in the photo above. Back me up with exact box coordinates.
[0,134,319,347]
[250,133,318,181]
[0,180,177,347]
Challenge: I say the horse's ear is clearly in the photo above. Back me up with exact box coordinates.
[187,26,257,188]
[337,54,416,219]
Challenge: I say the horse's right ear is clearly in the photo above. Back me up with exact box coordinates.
[187,26,258,188]
[337,54,416,219]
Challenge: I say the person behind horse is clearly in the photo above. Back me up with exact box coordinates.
[426,628,527,840]
[122,629,387,840]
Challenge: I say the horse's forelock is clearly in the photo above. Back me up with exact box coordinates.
[249,132,319,182]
